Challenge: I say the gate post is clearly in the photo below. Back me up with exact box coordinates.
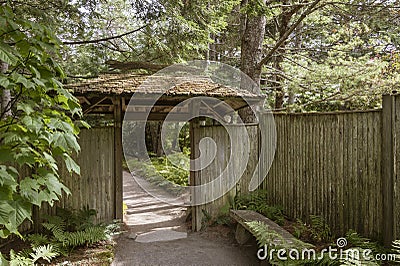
[114,96,123,220]
[190,101,202,231]
[382,94,396,246]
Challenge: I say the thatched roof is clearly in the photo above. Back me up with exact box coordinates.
[67,73,264,120]
[66,73,261,99]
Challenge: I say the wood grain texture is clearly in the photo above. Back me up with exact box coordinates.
[262,111,384,240]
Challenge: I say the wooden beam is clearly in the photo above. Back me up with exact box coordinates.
[113,97,123,220]
[124,112,191,121]
[382,94,395,246]
[83,96,110,115]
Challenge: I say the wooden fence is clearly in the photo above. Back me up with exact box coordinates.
[45,127,116,224]
[191,123,259,229]
[193,94,400,244]
[260,94,400,244]
[262,110,383,239]
[0,127,117,246]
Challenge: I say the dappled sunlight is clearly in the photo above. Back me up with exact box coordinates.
[122,171,187,233]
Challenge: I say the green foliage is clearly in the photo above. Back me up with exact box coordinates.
[291,216,332,244]
[392,240,400,263]
[309,215,332,243]
[246,221,315,265]
[0,244,58,266]
[150,153,189,186]
[345,230,383,254]
[27,207,111,256]
[260,0,400,111]
[0,4,83,238]
[131,0,240,63]
[293,219,308,239]
[42,222,107,249]
[234,190,285,225]
[213,203,232,226]
[126,152,189,195]
[246,220,284,247]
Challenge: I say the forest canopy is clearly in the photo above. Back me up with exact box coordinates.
[5,0,400,111]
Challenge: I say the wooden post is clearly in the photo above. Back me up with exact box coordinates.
[382,94,395,246]
[32,205,40,233]
[114,97,123,220]
[190,101,202,231]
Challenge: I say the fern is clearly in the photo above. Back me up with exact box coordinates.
[8,250,32,266]
[345,230,384,254]
[392,240,400,263]
[5,245,58,265]
[293,219,308,239]
[234,190,285,225]
[42,222,67,243]
[31,207,110,256]
[309,215,332,243]
[43,221,106,249]
[29,244,58,263]
[246,221,283,247]
[246,221,312,250]
[63,226,107,247]
[27,233,49,248]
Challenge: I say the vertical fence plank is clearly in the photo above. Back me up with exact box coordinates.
[382,95,395,245]
[264,109,384,241]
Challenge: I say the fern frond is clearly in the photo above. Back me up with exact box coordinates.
[309,215,331,242]
[30,244,58,263]
[27,233,49,248]
[345,230,383,253]
[246,221,283,247]
[0,253,8,266]
[9,249,32,266]
[392,240,400,262]
[51,242,69,257]
[42,222,66,242]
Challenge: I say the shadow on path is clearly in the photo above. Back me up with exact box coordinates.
[112,171,259,266]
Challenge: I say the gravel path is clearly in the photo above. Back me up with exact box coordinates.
[111,171,260,266]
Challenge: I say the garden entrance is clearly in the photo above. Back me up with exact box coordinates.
[62,73,263,232]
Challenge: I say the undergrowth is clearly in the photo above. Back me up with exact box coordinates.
[247,219,393,265]
[0,207,120,265]
[293,215,332,244]
[125,152,189,195]
[233,190,396,265]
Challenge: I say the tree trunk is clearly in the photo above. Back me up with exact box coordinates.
[146,121,164,157]
[273,52,285,109]
[239,0,267,122]
[0,61,11,118]
[240,0,266,89]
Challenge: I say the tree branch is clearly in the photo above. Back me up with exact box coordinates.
[258,0,322,68]
[63,25,147,45]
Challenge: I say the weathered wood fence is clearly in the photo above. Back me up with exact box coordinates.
[191,124,259,230]
[263,110,384,239]
[0,127,117,246]
[41,127,117,224]
[195,94,400,245]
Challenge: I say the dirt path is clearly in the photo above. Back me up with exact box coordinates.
[111,171,259,266]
